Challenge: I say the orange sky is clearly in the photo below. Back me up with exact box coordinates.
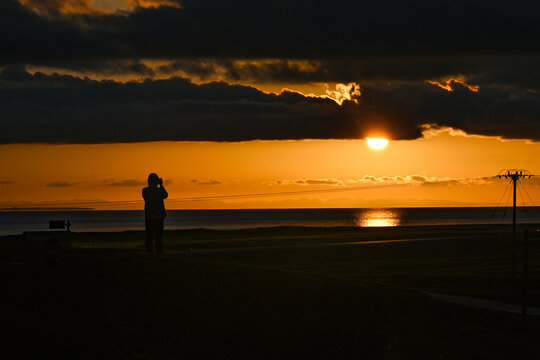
[1,127,539,209]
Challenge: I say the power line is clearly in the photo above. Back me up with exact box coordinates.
[517,180,529,220]
[7,183,406,208]
[0,174,501,210]
[519,179,540,219]
[166,183,406,203]
[2,175,491,208]
[489,179,512,222]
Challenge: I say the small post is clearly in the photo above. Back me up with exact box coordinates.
[48,220,71,248]
[523,228,528,318]
[66,220,72,247]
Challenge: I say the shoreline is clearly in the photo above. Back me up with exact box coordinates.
[0,222,535,238]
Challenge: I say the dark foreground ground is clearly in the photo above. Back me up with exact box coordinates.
[1,224,540,359]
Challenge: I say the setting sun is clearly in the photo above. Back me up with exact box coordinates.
[366,137,389,150]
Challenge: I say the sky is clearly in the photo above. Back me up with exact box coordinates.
[1,0,540,209]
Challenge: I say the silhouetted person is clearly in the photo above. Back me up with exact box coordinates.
[142,173,168,253]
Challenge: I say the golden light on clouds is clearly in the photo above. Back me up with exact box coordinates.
[325,82,361,105]
[366,137,389,150]
[24,60,363,107]
[426,78,479,93]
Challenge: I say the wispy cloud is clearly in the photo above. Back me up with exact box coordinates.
[45,181,78,187]
[191,179,221,185]
[100,179,146,187]
[273,175,497,187]
[273,178,343,186]
[352,174,496,187]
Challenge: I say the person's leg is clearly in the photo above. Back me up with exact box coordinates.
[145,220,153,252]
[155,218,164,253]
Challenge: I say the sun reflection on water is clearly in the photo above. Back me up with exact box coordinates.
[354,209,401,227]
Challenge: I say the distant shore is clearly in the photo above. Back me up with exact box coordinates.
[0,207,94,211]
[2,207,540,236]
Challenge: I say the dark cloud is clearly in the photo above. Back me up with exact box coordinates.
[0,180,16,184]
[198,180,221,185]
[58,59,157,77]
[296,179,341,185]
[156,59,324,84]
[2,0,540,89]
[45,181,77,187]
[410,175,427,183]
[271,178,342,186]
[137,57,540,91]
[101,179,146,187]
[2,69,540,143]
[100,178,172,186]
[191,179,221,185]
[0,69,367,143]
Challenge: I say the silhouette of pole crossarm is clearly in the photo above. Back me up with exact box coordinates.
[495,169,536,281]
[496,169,536,179]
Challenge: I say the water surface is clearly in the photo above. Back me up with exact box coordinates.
[1,207,539,235]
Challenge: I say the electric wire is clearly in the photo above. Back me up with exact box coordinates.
[3,183,407,208]
[519,179,540,219]
[489,179,512,222]
[166,183,406,203]
[2,176,493,209]
[517,179,530,220]
[501,180,513,221]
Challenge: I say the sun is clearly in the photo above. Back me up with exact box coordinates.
[366,137,389,150]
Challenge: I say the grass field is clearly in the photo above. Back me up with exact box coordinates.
[2,224,540,359]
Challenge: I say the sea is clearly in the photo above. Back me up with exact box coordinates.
[1,207,540,236]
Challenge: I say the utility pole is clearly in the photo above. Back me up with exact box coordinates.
[497,169,534,280]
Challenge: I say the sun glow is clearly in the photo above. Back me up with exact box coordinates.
[366,137,389,150]
[354,209,401,227]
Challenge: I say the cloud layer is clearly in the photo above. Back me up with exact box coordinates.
[2,1,540,143]
[2,69,540,143]
[1,0,539,88]
[4,0,539,60]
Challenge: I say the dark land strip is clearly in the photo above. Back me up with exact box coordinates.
[1,224,540,358]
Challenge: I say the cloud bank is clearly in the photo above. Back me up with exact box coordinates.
[2,69,540,144]
[0,0,538,89]
[1,1,540,143]
[3,0,539,61]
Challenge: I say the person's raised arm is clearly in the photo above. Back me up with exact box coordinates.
[159,178,168,199]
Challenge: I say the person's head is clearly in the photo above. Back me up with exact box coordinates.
[147,173,160,187]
